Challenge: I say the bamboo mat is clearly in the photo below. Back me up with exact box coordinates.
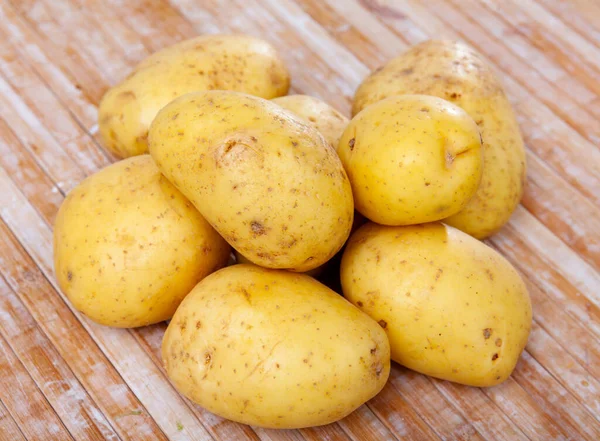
[0,0,599,440]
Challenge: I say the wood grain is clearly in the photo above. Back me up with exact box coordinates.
[0,0,598,440]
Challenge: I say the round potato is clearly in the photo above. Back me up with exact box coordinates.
[271,95,349,151]
[162,264,390,428]
[352,40,526,238]
[149,90,354,272]
[341,222,532,387]
[99,34,290,158]
[338,95,483,226]
[53,155,231,328]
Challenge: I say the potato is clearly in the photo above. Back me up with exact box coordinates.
[99,34,290,158]
[340,222,532,387]
[162,264,390,428]
[271,95,349,151]
[53,155,230,328]
[353,40,526,238]
[338,94,482,226]
[149,90,354,272]
[233,250,324,278]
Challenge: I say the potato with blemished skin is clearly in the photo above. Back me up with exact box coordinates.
[338,94,483,226]
[233,250,325,278]
[340,222,532,387]
[271,95,349,151]
[53,155,231,328]
[148,90,354,272]
[352,40,526,238]
[99,34,290,158]
[162,264,390,428]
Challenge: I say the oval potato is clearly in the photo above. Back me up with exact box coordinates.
[341,222,532,387]
[149,90,354,272]
[338,94,483,225]
[162,264,390,428]
[99,34,290,158]
[272,95,349,151]
[353,40,526,238]
[53,155,231,327]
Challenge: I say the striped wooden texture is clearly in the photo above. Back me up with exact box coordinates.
[0,0,599,440]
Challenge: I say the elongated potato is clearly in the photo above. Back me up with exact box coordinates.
[99,34,290,158]
[149,91,354,272]
[338,95,483,225]
[353,40,526,238]
[162,264,390,428]
[341,222,532,387]
[272,95,349,151]
[53,155,231,327]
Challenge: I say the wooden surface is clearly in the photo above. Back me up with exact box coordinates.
[0,0,599,439]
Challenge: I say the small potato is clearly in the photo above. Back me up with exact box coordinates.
[99,34,290,158]
[352,40,526,238]
[272,95,349,151]
[162,264,390,428]
[53,155,231,328]
[341,222,532,387]
[338,95,483,226]
[149,91,354,272]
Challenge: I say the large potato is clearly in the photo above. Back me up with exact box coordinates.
[353,40,526,238]
[99,34,290,158]
[53,155,231,328]
[162,264,390,428]
[149,90,354,272]
[271,95,349,151]
[338,95,483,226]
[340,222,532,387]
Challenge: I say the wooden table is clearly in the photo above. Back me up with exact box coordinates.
[1,0,599,440]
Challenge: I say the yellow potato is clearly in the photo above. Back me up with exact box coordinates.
[53,155,230,328]
[99,34,290,158]
[271,95,349,151]
[162,264,390,428]
[353,40,526,238]
[338,94,482,226]
[340,222,532,387]
[149,90,354,272]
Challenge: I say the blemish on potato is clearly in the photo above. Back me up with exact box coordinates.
[348,138,355,150]
[483,328,492,339]
[495,338,502,347]
[492,353,499,361]
[378,319,387,329]
[67,270,73,281]
[250,221,267,236]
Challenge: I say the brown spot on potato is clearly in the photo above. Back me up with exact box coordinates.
[250,221,267,236]
[492,353,499,361]
[241,287,251,303]
[67,271,73,281]
[357,301,364,307]
[195,321,202,329]
[483,328,492,339]
[348,138,355,150]
[378,320,387,329]
[485,269,494,281]
[373,362,384,377]
[204,351,212,365]
[495,338,502,347]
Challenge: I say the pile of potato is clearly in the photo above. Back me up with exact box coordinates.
[54,35,532,429]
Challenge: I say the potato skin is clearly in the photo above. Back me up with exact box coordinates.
[53,155,231,328]
[149,90,354,272]
[271,95,349,151]
[353,40,526,238]
[162,264,390,428]
[338,94,483,226]
[340,222,532,387]
[99,34,290,158]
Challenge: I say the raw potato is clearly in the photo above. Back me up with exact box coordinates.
[341,222,532,387]
[353,40,526,238]
[162,264,390,428]
[53,155,231,328]
[234,250,324,278]
[99,34,290,158]
[338,95,483,225]
[272,95,349,150]
[149,90,354,272]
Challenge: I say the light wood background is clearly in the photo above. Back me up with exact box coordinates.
[0,0,599,440]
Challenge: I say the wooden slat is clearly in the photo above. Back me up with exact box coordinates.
[0,400,27,441]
